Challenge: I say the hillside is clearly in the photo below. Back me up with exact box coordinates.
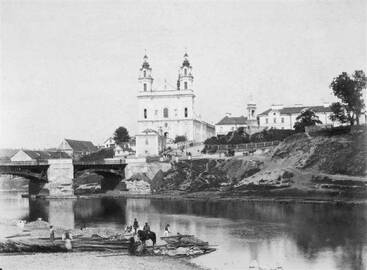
[150,128,367,200]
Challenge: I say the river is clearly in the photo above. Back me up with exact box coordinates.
[0,191,366,270]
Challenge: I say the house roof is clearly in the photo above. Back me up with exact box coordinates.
[18,150,70,160]
[258,105,332,116]
[216,116,249,125]
[64,139,97,152]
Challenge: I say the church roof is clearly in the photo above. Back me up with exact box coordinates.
[258,105,332,116]
[216,116,249,125]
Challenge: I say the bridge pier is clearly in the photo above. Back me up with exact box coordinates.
[45,159,74,197]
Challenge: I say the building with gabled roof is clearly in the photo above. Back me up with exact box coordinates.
[215,100,261,135]
[58,139,98,160]
[10,150,70,162]
[258,104,335,130]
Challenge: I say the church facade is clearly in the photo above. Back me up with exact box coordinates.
[136,53,215,150]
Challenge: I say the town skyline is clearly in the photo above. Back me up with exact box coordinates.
[1,0,366,149]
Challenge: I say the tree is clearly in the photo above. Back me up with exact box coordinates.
[329,70,366,125]
[113,126,130,145]
[174,135,187,143]
[293,109,322,132]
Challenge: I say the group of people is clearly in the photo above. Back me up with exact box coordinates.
[125,218,171,237]
[49,225,73,251]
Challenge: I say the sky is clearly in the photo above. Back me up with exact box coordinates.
[0,0,366,149]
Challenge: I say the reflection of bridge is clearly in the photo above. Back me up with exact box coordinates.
[0,159,127,197]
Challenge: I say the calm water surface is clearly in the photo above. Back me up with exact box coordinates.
[0,191,366,270]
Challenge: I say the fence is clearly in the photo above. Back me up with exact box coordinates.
[207,140,280,152]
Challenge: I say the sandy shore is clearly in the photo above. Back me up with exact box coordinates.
[0,252,205,270]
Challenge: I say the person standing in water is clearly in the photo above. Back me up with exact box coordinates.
[62,231,73,251]
[164,224,171,236]
[133,218,139,234]
[49,225,55,242]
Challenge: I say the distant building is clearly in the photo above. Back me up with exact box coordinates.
[58,139,98,160]
[215,101,261,135]
[258,104,335,130]
[11,150,70,162]
[135,129,166,157]
[103,137,115,148]
[136,53,215,144]
[114,138,136,157]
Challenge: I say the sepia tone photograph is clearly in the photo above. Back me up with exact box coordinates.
[0,0,366,269]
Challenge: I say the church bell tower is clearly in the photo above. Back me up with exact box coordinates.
[178,52,193,90]
[138,54,153,92]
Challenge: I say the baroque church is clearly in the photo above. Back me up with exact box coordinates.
[135,53,215,156]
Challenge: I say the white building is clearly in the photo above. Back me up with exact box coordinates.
[215,102,261,135]
[135,53,215,156]
[103,137,115,148]
[258,104,335,130]
[135,129,166,157]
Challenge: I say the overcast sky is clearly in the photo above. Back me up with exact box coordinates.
[0,0,366,149]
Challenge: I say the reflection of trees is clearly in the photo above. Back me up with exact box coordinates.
[73,197,126,226]
[150,199,367,270]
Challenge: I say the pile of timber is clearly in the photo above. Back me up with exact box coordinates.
[0,233,215,258]
[0,235,130,253]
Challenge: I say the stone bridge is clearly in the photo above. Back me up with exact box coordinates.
[0,159,127,197]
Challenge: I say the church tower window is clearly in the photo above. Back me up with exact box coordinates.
[184,68,187,76]
[144,109,147,119]
[144,83,147,91]
[143,70,146,77]
[184,82,188,89]
[184,107,188,118]
[163,108,169,118]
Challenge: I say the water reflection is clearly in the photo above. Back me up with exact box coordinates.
[0,192,366,270]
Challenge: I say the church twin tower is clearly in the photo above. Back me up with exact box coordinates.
[138,53,194,92]
[136,52,215,150]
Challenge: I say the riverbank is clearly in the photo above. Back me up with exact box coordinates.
[76,190,367,205]
[0,252,205,270]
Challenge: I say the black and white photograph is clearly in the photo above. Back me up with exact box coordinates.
[0,0,366,269]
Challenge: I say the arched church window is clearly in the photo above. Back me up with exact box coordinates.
[163,108,169,118]
[184,68,187,76]
[144,109,147,119]
[184,107,188,118]
[143,70,146,77]
[184,82,188,89]
[144,83,147,91]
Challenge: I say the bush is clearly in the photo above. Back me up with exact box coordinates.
[79,148,114,161]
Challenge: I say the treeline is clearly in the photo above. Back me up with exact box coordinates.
[204,127,295,146]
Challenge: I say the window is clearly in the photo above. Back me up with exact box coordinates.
[265,118,268,124]
[164,123,168,128]
[145,139,149,145]
[184,107,188,117]
[281,117,284,123]
[184,68,187,76]
[273,118,276,123]
[163,108,169,118]
[184,82,188,89]
[144,109,147,119]
[273,112,276,116]
[143,70,146,77]
[144,83,147,91]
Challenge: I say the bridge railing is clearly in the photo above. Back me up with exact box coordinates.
[73,159,126,165]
